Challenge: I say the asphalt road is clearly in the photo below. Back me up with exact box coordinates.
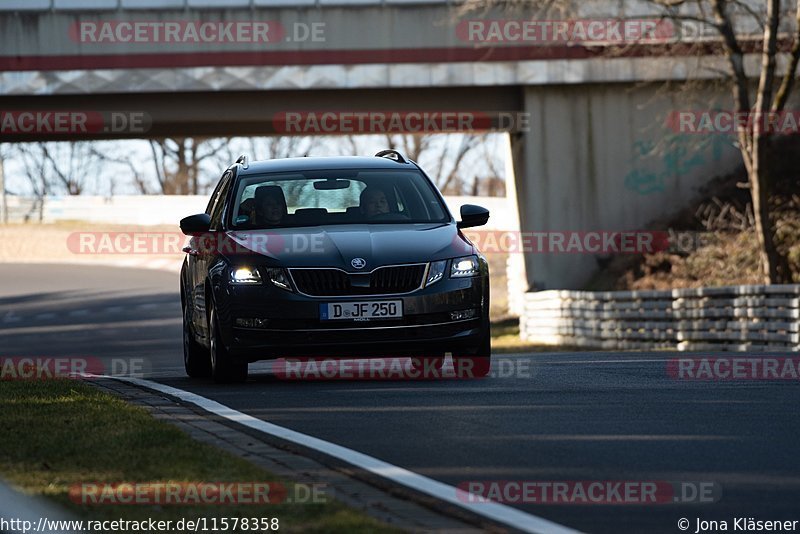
[2,263,799,534]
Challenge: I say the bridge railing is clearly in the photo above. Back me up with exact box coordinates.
[522,285,800,352]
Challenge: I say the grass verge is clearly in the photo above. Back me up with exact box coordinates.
[0,379,397,533]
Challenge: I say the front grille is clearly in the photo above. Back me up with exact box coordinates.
[371,265,426,293]
[290,269,350,296]
[290,264,426,297]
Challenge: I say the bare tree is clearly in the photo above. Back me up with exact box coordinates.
[41,142,105,195]
[91,145,150,195]
[713,0,800,283]
[245,136,317,161]
[427,134,483,194]
[381,134,434,162]
[474,135,507,196]
[649,0,799,283]
[344,133,501,195]
[14,144,49,221]
[12,142,104,197]
[458,0,800,283]
[149,138,231,195]
[0,145,8,224]
[94,137,317,195]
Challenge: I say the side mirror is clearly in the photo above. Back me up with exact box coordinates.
[457,204,490,229]
[180,213,211,236]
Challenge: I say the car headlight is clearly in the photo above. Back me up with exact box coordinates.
[229,266,262,284]
[426,260,447,286]
[451,255,480,278]
[264,267,293,291]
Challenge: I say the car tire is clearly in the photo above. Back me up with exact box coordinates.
[209,306,248,384]
[453,332,491,379]
[183,296,211,378]
[410,356,444,379]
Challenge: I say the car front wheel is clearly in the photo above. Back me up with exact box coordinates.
[453,332,491,378]
[209,306,248,384]
[183,296,211,378]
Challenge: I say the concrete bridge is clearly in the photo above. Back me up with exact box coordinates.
[1,0,771,290]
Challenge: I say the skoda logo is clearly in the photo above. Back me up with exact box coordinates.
[351,258,367,270]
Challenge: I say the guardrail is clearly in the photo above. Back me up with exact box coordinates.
[521,285,800,351]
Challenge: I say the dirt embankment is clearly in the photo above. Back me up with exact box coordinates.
[592,139,800,290]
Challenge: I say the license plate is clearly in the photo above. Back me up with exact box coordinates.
[320,300,403,321]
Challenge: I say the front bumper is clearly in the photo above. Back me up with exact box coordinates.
[215,275,488,360]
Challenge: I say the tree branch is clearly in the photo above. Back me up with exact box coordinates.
[754,0,781,119]
[773,0,800,112]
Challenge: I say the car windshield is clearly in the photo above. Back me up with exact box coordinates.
[229,169,450,229]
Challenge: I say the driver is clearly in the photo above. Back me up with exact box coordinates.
[255,186,288,226]
[360,187,390,217]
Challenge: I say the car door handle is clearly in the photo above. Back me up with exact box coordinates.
[182,246,199,256]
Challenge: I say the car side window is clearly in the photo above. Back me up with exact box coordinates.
[209,172,233,230]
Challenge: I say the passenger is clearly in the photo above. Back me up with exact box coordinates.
[359,187,390,217]
[238,198,256,224]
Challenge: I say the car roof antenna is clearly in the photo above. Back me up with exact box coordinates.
[375,149,408,164]
[235,154,249,169]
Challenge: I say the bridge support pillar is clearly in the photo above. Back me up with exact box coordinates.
[511,84,742,290]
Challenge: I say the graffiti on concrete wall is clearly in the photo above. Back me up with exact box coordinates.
[624,134,731,195]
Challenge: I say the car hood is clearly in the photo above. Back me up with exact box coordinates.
[225,223,475,270]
